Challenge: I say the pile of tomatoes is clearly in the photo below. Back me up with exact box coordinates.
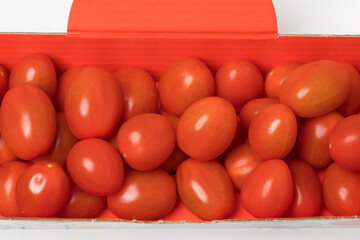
[0,53,359,221]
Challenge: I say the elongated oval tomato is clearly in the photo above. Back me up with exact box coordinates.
[279,60,351,118]
[0,83,56,160]
[0,134,18,165]
[241,159,293,218]
[248,103,297,161]
[176,159,235,220]
[0,65,8,103]
[55,67,81,112]
[107,168,177,220]
[177,97,237,161]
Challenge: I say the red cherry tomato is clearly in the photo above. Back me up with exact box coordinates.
[58,183,106,218]
[241,159,293,218]
[0,161,29,217]
[177,97,237,161]
[248,103,297,161]
[265,62,302,99]
[117,113,176,171]
[0,134,18,164]
[224,143,261,191]
[297,112,343,168]
[0,83,56,160]
[215,59,264,112]
[323,163,360,216]
[176,159,235,220]
[114,67,158,122]
[158,57,214,116]
[284,159,322,217]
[107,168,177,220]
[279,60,351,118]
[9,53,57,100]
[0,65,8,103]
[65,66,123,140]
[16,161,70,217]
[67,138,124,196]
[55,67,81,111]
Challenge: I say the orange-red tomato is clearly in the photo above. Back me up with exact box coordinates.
[241,159,293,218]
[215,60,264,112]
[107,168,177,220]
[55,67,81,112]
[248,103,297,161]
[176,159,235,220]
[158,57,214,116]
[0,134,18,165]
[65,66,123,140]
[0,65,8,103]
[9,53,57,100]
[279,60,351,118]
[297,112,343,169]
[177,97,237,161]
[265,62,302,99]
[0,83,56,160]
[114,67,158,122]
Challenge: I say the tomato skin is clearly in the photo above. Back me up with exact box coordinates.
[224,143,261,191]
[241,159,293,218]
[0,135,18,164]
[55,67,81,112]
[9,53,57,100]
[177,97,237,161]
[279,60,351,118]
[297,112,343,169]
[323,163,360,216]
[67,138,124,196]
[265,62,302,99]
[0,161,29,217]
[215,60,264,112]
[248,103,297,161]
[176,159,235,220]
[158,57,214,117]
[284,160,322,217]
[0,83,56,160]
[0,65,8,103]
[65,66,123,140]
[114,68,158,122]
[107,168,177,220]
[15,161,70,217]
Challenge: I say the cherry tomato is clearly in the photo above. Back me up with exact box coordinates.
[0,65,8,103]
[215,59,264,112]
[158,57,214,116]
[65,66,123,140]
[224,143,261,191]
[297,112,343,168]
[67,138,124,196]
[162,200,203,222]
[279,60,351,118]
[227,191,255,220]
[323,163,360,216]
[0,161,29,217]
[0,83,56,160]
[284,159,322,217]
[176,159,235,220]
[0,134,18,165]
[265,62,302,99]
[58,183,106,218]
[241,159,293,218]
[107,168,177,220]
[239,97,279,132]
[114,67,158,122]
[55,67,81,111]
[9,53,57,100]
[177,97,237,161]
[16,161,70,217]
[248,103,297,161]
[117,113,175,171]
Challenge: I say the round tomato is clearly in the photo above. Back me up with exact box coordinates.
[177,97,237,161]
[15,161,70,217]
[248,103,297,161]
[158,57,214,116]
[0,134,18,165]
[215,59,264,112]
[55,67,81,111]
[67,138,124,196]
[241,159,293,218]
[9,53,57,100]
[0,65,8,103]
[177,159,235,220]
[65,66,123,140]
[0,83,56,160]
[107,168,177,220]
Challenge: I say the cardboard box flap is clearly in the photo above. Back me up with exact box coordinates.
[67,0,278,39]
